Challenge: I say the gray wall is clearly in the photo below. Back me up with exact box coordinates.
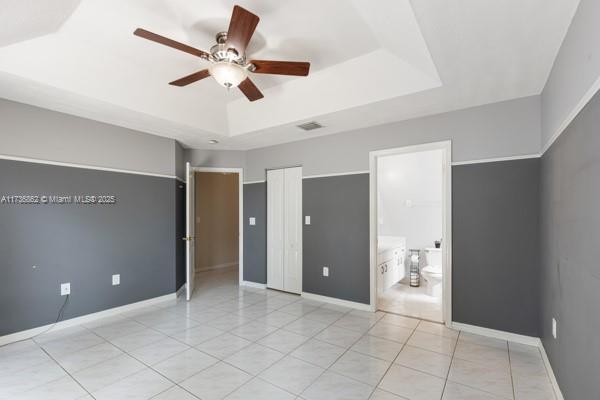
[244,96,541,181]
[243,183,267,283]
[0,159,177,336]
[175,181,186,291]
[0,99,177,177]
[540,90,600,400]
[243,163,542,332]
[453,159,540,336]
[541,0,600,148]
[303,174,370,304]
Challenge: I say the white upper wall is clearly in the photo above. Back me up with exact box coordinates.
[0,98,177,177]
[175,141,185,180]
[378,150,443,250]
[244,96,541,182]
[542,0,600,151]
[185,149,246,170]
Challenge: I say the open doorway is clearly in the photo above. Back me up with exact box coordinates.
[370,142,451,324]
[195,171,239,272]
[185,166,243,300]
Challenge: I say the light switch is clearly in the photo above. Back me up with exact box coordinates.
[305,216,311,225]
[249,217,256,226]
[323,267,329,277]
[112,274,120,286]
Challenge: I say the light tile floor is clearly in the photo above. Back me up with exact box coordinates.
[378,281,443,322]
[0,267,556,400]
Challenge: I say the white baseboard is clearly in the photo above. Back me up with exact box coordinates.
[0,293,176,347]
[539,339,565,400]
[240,280,267,289]
[451,322,563,400]
[176,284,187,298]
[301,292,373,312]
[196,262,238,272]
[450,322,540,346]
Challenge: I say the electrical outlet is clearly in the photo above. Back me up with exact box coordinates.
[552,318,557,339]
[61,283,70,296]
[112,274,120,286]
[323,266,329,277]
[305,216,311,225]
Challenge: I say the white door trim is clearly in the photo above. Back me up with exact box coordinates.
[185,162,195,301]
[369,140,452,327]
[189,167,244,286]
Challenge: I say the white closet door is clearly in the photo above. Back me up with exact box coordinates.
[283,167,302,294]
[267,169,285,290]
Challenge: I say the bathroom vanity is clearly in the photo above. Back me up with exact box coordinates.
[377,236,407,295]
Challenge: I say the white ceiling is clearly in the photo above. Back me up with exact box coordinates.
[0,0,579,150]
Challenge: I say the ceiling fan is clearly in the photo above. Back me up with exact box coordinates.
[133,5,310,102]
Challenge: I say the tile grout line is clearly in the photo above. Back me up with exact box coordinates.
[38,345,98,400]
[439,328,461,399]
[296,311,422,399]
[446,335,519,400]
[132,288,321,399]
[366,318,422,400]
[106,320,206,400]
[13,281,477,400]
[193,299,344,399]
[507,342,517,400]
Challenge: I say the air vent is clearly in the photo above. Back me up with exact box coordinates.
[297,121,323,131]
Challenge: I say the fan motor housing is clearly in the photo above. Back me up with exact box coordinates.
[210,32,245,65]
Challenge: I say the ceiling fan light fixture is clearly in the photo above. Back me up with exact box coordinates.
[209,62,247,88]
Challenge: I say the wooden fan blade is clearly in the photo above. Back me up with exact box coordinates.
[169,69,210,87]
[250,60,310,76]
[226,5,259,55]
[238,78,264,102]
[134,28,209,59]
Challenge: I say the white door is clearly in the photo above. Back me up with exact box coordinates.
[283,167,302,293]
[267,169,285,290]
[185,162,195,301]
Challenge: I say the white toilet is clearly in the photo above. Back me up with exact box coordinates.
[421,248,443,297]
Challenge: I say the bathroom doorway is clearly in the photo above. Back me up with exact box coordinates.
[369,141,451,324]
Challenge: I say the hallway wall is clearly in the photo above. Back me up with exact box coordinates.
[195,172,239,271]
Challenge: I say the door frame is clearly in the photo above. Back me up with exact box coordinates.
[188,167,244,286]
[368,140,452,326]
